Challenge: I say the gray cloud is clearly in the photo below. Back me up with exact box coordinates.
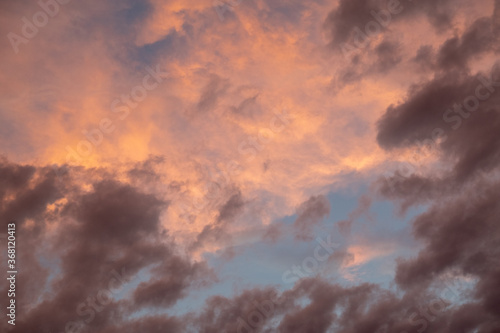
[293,195,330,241]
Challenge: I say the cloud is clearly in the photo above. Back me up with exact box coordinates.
[374,39,402,73]
[0,158,213,333]
[292,195,330,241]
[377,62,500,185]
[337,194,372,236]
[395,182,500,289]
[324,0,456,47]
[96,316,183,333]
[436,17,498,71]
[190,190,245,252]
[190,277,467,333]
[2,1,500,332]
[372,8,500,330]
[195,73,230,114]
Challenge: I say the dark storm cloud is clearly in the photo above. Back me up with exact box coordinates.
[0,158,35,203]
[1,157,498,331]
[192,277,474,333]
[132,254,211,308]
[66,180,166,243]
[395,182,500,287]
[0,158,212,333]
[0,161,61,225]
[292,195,330,241]
[495,0,500,32]
[376,172,445,211]
[331,36,403,91]
[436,17,498,71]
[372,6,500,330]
[102,316,183,333]
[0,160,63,333]
[325,0,499,92]
[413,45,434,70]
[377,63,500,183]
[382,179,500,331]
[324,0,455,47]
[192,274,499,332]
[376,70,473,150]
[276,279,343,332]
[324,0,390,46]
[194,286,285,332]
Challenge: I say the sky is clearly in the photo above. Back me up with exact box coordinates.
[1,0,500,332]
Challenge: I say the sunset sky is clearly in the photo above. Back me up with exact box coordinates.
[1,0,500,332]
